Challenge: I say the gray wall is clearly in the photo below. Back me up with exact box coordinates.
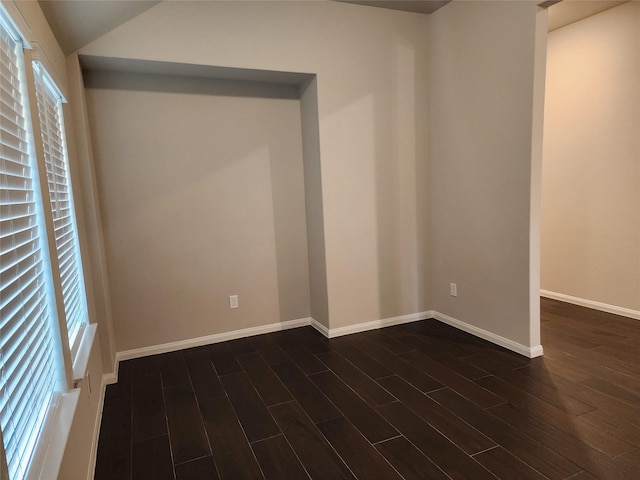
[428,1,544,349]
[300,78,330,327]
[85,71,310,351]
[78,0,431,333]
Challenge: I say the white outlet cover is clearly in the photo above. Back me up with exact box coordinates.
[230,295,239,309]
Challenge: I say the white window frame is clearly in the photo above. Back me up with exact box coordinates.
[32,60,89,360]
[0,4,85,480]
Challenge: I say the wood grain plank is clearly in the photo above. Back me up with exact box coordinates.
[131,435,174,480]
[271,361,342,423]
[220,371,281,442]
[184,348,225,401]
[174,456,219,480]
[131,373,166,442]
[376,401,497,480]
[476,375,634,458]
[402,350,505,408]
[269,401,355,480]
[237,352,293,406]
[317,417,403,480]
[251,434,309,480]
[316,350,396,406]
[377,375,496,455]
[357,342,444,392]
[207,343,243,375]
[310,370,398,444]
[164,385,210,464]
[198,394,264,480]
[375,436,452,480]
[488,402,637,479]
[429,388,581,479]
[473,447,547,480]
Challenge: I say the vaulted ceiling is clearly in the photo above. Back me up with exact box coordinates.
[38,0,629,55]
[38,0,161,54]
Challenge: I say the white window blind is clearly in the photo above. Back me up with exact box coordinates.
[32,62,87,354]
[0,20,58,480]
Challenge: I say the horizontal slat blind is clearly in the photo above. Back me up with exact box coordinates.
[0,22,56,480]
[32,62,87,353]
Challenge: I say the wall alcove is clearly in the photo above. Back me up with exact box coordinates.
[80,56,328,351]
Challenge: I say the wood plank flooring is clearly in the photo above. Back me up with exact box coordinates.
[94,298,640,479]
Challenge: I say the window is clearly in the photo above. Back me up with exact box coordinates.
[1,7,85,480]
[0,17,60,480]
[32,62,88,356]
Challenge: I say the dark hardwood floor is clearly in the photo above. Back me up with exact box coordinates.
[94,298,640,479]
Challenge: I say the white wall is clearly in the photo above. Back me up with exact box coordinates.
[542,2,640,315]
[428,1,545,350]
[78,0,431,332]
[84,71,310,351]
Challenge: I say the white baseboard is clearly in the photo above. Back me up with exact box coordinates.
[88,373,115,480]
[309,317,330,337]
[116,317,312,362]
[432,311,544,358]
[310,310,541,358]
[115,309,545,365]
[310,311,433,338]
[541,290,640,321]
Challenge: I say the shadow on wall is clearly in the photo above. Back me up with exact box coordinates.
[82,65,321,351]
[83,68,301,100]
[376,34,428,320]
[316,32,429,326]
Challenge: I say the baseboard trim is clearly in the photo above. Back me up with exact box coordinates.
[309,317,330,337]
[310,311,433,338]
[432,311,544,358]
[88,373,115,480]
[116,317,312,362]
[114,308,546,373]
[541,290,640,321]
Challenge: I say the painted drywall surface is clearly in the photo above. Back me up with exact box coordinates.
[428,1,541,346]
[529,7,549,348]
[84,71,310,351]
[542,2,640,312]
[300,78,330,327]
[78,0,430,332]
[66,54,117,373]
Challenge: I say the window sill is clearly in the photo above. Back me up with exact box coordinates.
[24,324,95,480]
[28,389,80,480]
[72,323,97,382]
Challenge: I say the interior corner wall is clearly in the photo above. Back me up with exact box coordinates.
[78,0,431,335]
[427,0,541,348]
[83,71,310,352]
[541,2,640,314]
[66,54,117,372]
[300,78,330,328]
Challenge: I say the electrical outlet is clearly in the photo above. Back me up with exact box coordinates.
[450,283,457,297]
[229,295,239,309]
